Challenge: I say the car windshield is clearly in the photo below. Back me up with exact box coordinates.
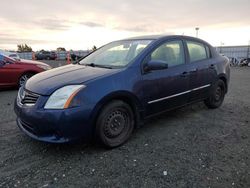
[79,39,153,68]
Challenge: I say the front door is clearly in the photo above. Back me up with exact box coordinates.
[142,40,190,116]
[0,56,17,87]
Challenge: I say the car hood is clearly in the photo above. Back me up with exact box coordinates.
[19,59,49,66]
[25,64,117,95]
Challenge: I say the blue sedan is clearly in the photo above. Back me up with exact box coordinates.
[14,35,230,148]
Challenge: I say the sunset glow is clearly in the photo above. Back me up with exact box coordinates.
[0,0,249,50]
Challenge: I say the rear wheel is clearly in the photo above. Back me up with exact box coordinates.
[19,73,34,87]
[204,79,226,109]
[95,100,134,148]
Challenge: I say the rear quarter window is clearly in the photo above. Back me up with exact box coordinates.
[187,41,208,62]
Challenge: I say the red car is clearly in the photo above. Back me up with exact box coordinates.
[0,54,52,88]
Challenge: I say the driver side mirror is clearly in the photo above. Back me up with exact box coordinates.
[0,61,6,67]
[144,60,168,72]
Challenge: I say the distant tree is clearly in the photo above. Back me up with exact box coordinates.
[92,45,97,51]
[56,47,66,51]
[17,44,32,52]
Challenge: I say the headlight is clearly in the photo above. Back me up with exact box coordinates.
[44,85,85,109]
[37,64,52,70]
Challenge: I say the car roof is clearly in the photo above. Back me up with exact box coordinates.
[122,35,167,40]
[120,35,213,47]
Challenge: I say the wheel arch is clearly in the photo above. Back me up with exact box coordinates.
[18,71,38,86]
[19,70,38,80]
[217,74,228,93]
[90,91,144,131]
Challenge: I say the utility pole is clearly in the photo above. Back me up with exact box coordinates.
[195,27,199,38]
[247,40,250,58]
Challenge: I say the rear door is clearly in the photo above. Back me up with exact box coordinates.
[185,40,215,102]
[142,39,190,116]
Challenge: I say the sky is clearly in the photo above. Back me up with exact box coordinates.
[0,0,250,51]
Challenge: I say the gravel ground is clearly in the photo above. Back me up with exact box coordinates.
[0,66,250,188]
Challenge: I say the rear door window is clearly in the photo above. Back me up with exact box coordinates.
[187,41,208,62]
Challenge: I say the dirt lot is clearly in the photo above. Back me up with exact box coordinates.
[0,66,250,188]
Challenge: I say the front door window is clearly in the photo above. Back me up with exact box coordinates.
[150,40,185,68]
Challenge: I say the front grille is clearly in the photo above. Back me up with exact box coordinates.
[18,88,40,106]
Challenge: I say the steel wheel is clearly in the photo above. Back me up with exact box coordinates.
[204,79,225,109]
[96,100,134,148]
[103,109,129,138]
[214,87,222,101]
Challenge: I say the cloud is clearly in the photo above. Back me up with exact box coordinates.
[0,0,249,49]
[0,0,249,30]
[0,35,48,45]
[115,24,162,33]
[0,33,49,50]
[79,21,104,28]
[34,19,72,31]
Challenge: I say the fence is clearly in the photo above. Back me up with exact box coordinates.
[215,45,250,60]
[17,46,250,63]
[17,50,90,60]
[17,52,33,60]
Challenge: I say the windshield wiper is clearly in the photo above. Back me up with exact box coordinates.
[84,63,113,69]
[85,63,95,67]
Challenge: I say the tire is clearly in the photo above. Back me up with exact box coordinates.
[95,100,135,148]
[204,79,226,109]
[19,73,34,88]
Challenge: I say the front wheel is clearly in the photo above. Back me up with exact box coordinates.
[19,73,34,88]
[204,79,226,109]
[95,100,135,148]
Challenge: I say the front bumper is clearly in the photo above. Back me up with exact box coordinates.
[14,97,94,143]
[16,118,69,143]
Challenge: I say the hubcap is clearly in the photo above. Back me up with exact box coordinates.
[19,75,29,87]
[104,110,128,138]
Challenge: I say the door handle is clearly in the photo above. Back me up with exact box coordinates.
[209,64,215,69]
[181,71,189,77]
